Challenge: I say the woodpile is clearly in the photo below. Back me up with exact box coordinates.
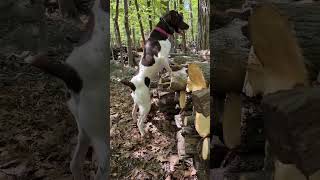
[158,56,210,179]
[249,3,320,180]
[211,1,320,180]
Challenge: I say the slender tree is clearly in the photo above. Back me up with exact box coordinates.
[124,0,134,66]
[114,0,123,60]
[134,0,146,45]
[147,0,153,32]
[179,0,187,53]
[132,26,136,50]
[189,0,194,42]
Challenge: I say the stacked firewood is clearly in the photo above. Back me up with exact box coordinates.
[212,1,320,180]
[157,57,210,179]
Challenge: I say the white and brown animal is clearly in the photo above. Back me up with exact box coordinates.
[25,0,109,179]
[121,10,189,136]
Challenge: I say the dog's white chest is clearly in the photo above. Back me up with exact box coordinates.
[158,39,171,58]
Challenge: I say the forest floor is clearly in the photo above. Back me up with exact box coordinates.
[110,61,198,180]
[0,12,96,180]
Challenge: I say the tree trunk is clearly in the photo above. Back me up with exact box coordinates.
[123,0,134,67]
[134,0,145,45]
[198,0,209,50]
[132,26,136,51]
[147,0,153,32]
[189,0,194,42]
[179,0,187,53]
[114,0,123,61]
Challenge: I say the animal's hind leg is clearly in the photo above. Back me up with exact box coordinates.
[138,103,151,137]
[70,128,90,180]
[92,138,108,180]
[132,103,138,122]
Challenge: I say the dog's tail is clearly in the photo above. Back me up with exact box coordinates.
[119,79,136,91]
[25,53,83,93]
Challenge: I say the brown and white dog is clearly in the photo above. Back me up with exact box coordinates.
[121,10,189,136]
[25,0,108,180]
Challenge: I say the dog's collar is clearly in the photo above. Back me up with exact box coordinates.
[154,27,170,38]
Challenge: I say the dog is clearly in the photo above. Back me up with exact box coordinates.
[121,10,189,136]
[25,0,108,180]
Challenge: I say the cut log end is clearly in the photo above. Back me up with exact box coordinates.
[202,137,210,160]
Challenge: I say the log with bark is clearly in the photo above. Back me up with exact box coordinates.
[212,48,248,94]
[262,87,320,178]
[192,88,210,117]
[158,91,179,114]
[169,67,188,91]
[274,2,320,80]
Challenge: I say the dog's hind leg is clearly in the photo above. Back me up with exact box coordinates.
[138,103,151,136]
[132,103,138,122]
[92,138,108,180]
[70,128,90,180]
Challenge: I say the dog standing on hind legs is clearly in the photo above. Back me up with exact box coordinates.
[25,0,109,179]
[121,10,189,137]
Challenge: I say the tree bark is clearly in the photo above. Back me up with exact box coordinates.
[198,0,209,50]
[192,88,210,117]
[123,0,134,67]
[114,0,123,61]
[134,0,145,45]
[132,26,136,51]
[147,0,153,32]
[179,0,187,53]
[189,0,194,42]
[274,3,320,80]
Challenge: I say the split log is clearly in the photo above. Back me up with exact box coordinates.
[222,93,241,149]
[192,88,210,117]
[179,91,186,109]
[249,3,309,95]
[262,87,320,177]
[195,112,210,138]
[189,62,210,85]
[202,137,210,160]
[186,63,208,92]
[169,67,188,91]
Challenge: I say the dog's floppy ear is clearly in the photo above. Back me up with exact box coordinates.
[120,79,136,91]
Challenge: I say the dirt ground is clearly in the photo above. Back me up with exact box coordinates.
[110,62,198,180]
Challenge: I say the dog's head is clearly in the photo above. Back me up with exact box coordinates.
[162,10,189,34]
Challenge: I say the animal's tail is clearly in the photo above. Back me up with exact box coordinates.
[25,53,83,93]
[119,79,136,91]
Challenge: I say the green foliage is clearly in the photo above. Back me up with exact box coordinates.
[111,0,198,48]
